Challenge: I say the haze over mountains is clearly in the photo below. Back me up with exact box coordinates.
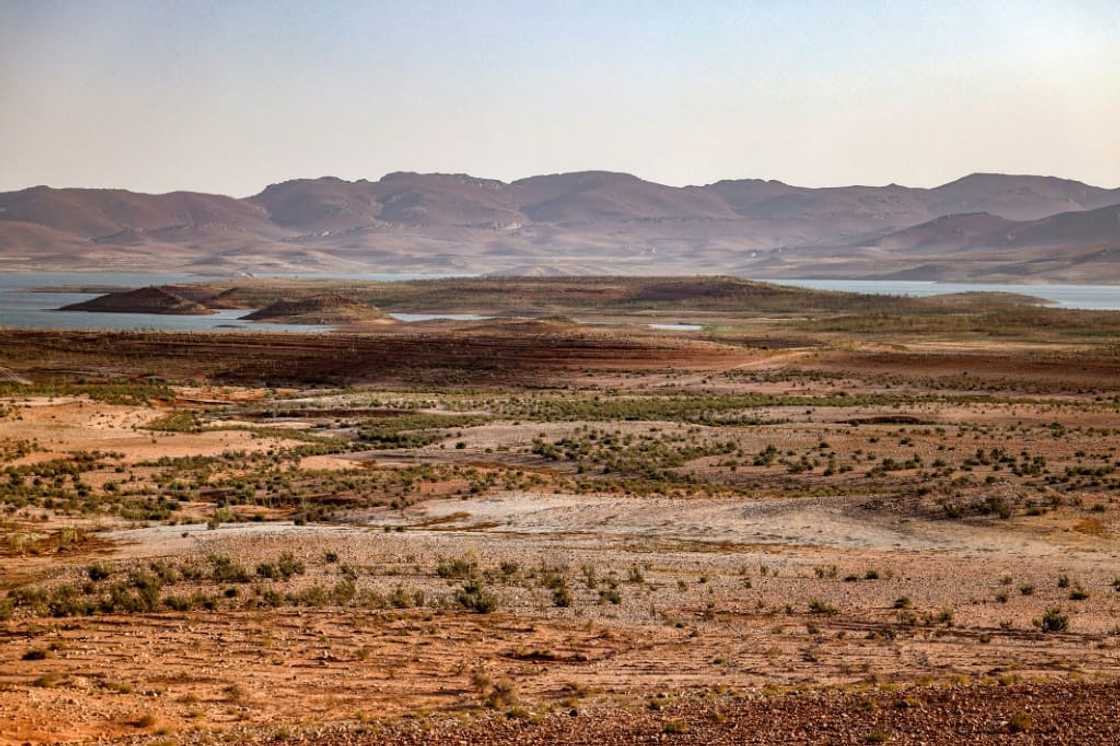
[2,171,1118,282]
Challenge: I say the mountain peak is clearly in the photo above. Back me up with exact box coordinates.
[3,169,1118,279]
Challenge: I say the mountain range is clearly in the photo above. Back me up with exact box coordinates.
[1,171,1118,282]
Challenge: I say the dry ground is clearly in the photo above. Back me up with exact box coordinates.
[2,318,1119,744]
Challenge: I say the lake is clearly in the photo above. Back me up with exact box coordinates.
[766,279,1120,311]
[0,271,328,332]
[648,323,704,331]
[3,272,1120,331]
[389,313,492,322]
[0,271,472,332]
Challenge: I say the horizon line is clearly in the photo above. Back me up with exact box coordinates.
[6,169,1119,200]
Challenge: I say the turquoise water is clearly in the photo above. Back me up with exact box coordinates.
[766,279,1120,311]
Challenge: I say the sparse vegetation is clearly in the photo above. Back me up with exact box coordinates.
[3,281,1120,742]
[1036,607,1070,633]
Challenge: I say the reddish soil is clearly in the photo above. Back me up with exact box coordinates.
[0,329,755,386]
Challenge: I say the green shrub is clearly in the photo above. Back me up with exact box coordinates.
[598,588,622,605]
[1036,607,1069,633]
[456,580,497,613]
[1008,711,1032,734]
[552,584,572,608]
[209,555,250,583]
[808,599,838,615]
[87,563,112,582]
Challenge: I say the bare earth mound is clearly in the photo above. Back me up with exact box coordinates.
[58,286,215,315]
[242,294,393,325]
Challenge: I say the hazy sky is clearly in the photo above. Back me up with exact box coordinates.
[2,0,1118,195]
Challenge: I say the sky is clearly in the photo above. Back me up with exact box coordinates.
[1,0,1118,196]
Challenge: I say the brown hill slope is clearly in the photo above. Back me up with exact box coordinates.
[929,172,1120,220]
[740,204,1120,282]
[58,286,215,315]
[864,204,1120,253]
[242,294,393,324]
[0,186,278,238]
[3,172,1119,279]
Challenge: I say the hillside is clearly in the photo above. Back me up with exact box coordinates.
[242,295,394,324]
[61,276,1048,323]
[863,204,1120,254]
[2,171,1119,281]
[736,204,1120,282]
[58,286,216,315]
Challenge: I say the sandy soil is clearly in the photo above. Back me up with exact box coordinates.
[2,397,294,465]
[2,324,1120,744]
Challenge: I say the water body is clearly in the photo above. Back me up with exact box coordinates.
[4,272,1120,331]
[0,271,492,331]
[389,313,492,322]
[0,290,331,333]
[648,323,703,331]
[0,272,322,331]
[766,279,1120,311]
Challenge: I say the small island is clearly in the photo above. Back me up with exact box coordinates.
[241,294,395,325]
[58,286,215,315]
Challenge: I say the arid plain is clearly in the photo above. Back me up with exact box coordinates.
[2,277,1120,744]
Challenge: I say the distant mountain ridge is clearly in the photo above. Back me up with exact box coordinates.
[865,204,1120,254]
[2,171,1118,282]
